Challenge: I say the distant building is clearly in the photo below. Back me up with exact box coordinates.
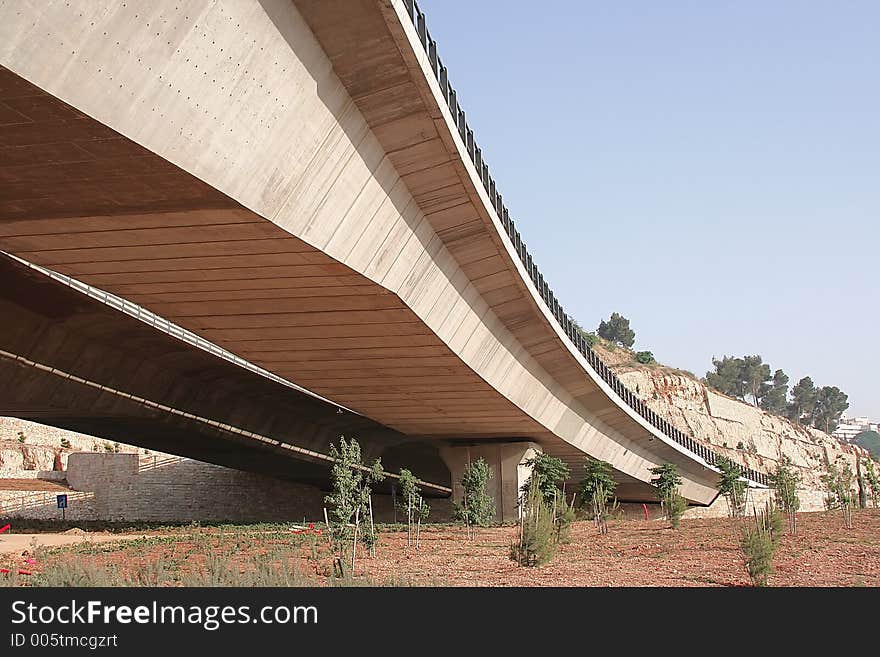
[833,415,879,442]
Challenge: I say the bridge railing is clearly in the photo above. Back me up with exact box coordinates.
[401,0,768,487]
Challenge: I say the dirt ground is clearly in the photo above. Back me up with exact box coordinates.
[0,531,152,556]
[357,510,880,587]
[3,510,879,586]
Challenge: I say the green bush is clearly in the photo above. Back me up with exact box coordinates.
[665,492,687,529]
[580,458,618,534]
[649,463,687,529]
[741,527,774,587]
[553,492,577,544]
[715,456,747,517]
[520,453,570,505]
[324,436,385,572]
[740,508,784,587]
[597,312,635,348]
[635,351,655,365]
[453,458,495,537]
[396,468,429,548]
[510,483,557,567]
[865,459,880,508]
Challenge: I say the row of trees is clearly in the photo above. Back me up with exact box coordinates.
[574,312,656,364]
[323,437,430,577]
[324,436,879,583]
[510,454,692,566]
[715,451,880,585]
[704,355,849,433]
[572,310,852,438]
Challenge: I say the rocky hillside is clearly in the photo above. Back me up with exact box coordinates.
[0,417,143,478]
[594,342,874,491]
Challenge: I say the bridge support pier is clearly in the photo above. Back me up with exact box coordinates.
[439,441,540,523]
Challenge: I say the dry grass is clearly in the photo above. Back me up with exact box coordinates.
[2,510,878,587]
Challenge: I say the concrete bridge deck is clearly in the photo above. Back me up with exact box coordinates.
[0,0,766,511]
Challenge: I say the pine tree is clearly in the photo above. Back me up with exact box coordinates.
[510,480,558,567]
[715,456,747,517]
[597,312,635,348]
[769,456,800,534]
[580,458,617,534]
[649,463,686,529]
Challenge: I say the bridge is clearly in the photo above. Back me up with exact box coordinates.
[0,0,766,519]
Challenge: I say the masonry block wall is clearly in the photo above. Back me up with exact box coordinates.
[1,451,453,523]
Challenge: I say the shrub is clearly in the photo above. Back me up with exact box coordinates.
[665,492,687,529]
[649,463,687,529]
[865,459,880,508]
[635,351,655,365]
[520,453,570,506]
[741,526,774,587]
[396,468,429,548]
[17,432,25,444]
[821,460,855,529]
[740,506,784,587]
[597,312,635,348]
[453,458,495,538]
[572,319,598,348]
[579,458,618,534]
[553,491,577,544]
[510,481,557,567]
[60,438,71,449]
[522,465,579,545]
[715,456,747,517]
[769,456,800,533]
[324,436,385,574]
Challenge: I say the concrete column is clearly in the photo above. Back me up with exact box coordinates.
[439,441,540,523]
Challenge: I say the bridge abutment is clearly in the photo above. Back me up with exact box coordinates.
[439,441,540,523]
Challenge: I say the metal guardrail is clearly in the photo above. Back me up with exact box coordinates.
[401,0,768,487]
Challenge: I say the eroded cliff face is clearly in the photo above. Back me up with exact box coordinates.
[0,417,141,478]
[607,360,871,491]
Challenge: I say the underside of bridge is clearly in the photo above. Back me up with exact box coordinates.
[0,0,750,510]
[0,253,451,494]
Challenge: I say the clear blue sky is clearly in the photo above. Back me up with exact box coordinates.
[420,0,878,417]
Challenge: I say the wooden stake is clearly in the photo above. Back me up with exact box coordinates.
[416,498,423,549]
[324,507,343,578]
[368,495,376,558]
[406,491,412,547]
[351,506,360,575]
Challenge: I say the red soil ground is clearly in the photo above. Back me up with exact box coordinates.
[4,509,878,586]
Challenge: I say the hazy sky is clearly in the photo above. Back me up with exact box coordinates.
[419,0,878,417]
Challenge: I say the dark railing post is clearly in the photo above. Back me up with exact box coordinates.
[416,10,427,48]
[428,37,438,77]
[439,64,448,102]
